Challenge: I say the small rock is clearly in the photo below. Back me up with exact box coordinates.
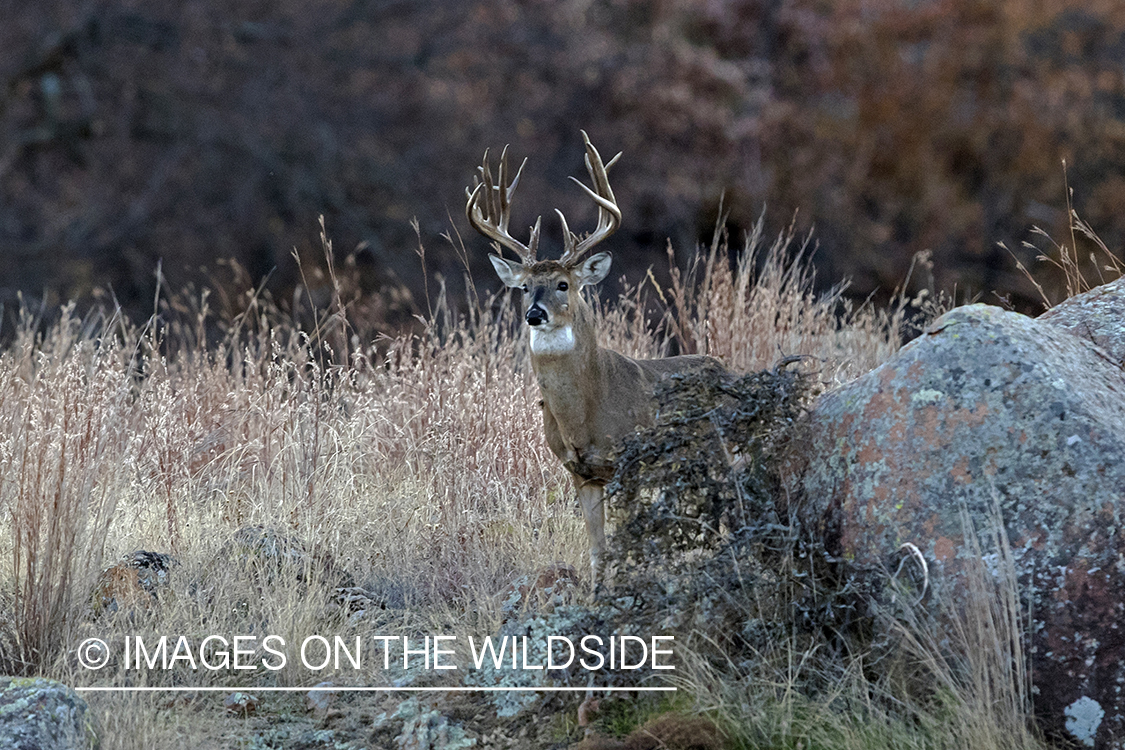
[391,697,476,749]
[0,677,100,750]
[90,551,176,616]
[306,682,338,715]
[501,563,581,617]
[223,691,259,716]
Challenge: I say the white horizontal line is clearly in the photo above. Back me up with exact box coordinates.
[75,686,675,693]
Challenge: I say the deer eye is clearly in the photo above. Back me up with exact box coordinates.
[557,281,569,291]
[521,284,529,293]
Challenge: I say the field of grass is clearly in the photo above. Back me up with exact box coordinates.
[0,220,1056,748]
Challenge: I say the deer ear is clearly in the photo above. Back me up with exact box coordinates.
[490,254,527,288]
[577,252,612,287]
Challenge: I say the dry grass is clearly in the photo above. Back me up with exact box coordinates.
[601,216,924,386]
[876,500,1038,750]
[1003,180,1125,310]
[669,496,1048,750]
[0,224,989,748]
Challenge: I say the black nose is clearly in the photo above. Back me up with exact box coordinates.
[526,306,548,326]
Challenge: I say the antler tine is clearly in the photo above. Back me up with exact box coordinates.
[465,146,539,263]
[559,131,622,266]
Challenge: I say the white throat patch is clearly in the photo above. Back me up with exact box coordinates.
[529,325,576,355]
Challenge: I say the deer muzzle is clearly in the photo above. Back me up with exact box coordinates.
[526,305,549,326]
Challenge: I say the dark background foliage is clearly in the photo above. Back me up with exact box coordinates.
[3,0,1123,327]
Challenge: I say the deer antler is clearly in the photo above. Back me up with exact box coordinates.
[558,130,622,267]
[465,146,541,263]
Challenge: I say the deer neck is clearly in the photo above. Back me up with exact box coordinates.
[529,310,601,426]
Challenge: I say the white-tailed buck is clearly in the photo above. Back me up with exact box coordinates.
[465,131,723,577]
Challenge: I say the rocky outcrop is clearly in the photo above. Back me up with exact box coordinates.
[798,302,1125,748]
[0,677,99,750]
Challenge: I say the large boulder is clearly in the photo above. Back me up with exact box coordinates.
[798,302,1125,748]
[0,677,99,750]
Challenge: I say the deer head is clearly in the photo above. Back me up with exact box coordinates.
[466,131,621,353]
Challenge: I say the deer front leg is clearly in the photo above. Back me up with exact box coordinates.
[575,480,607,580]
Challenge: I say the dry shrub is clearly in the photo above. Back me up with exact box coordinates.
[606,362,814,575]
[593,351,851,715]
[623,713,727,750]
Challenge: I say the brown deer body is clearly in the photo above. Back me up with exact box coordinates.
[466,132,722,576]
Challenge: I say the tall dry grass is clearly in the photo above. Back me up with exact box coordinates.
[0,306,137,674]
[600,216,922,386]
